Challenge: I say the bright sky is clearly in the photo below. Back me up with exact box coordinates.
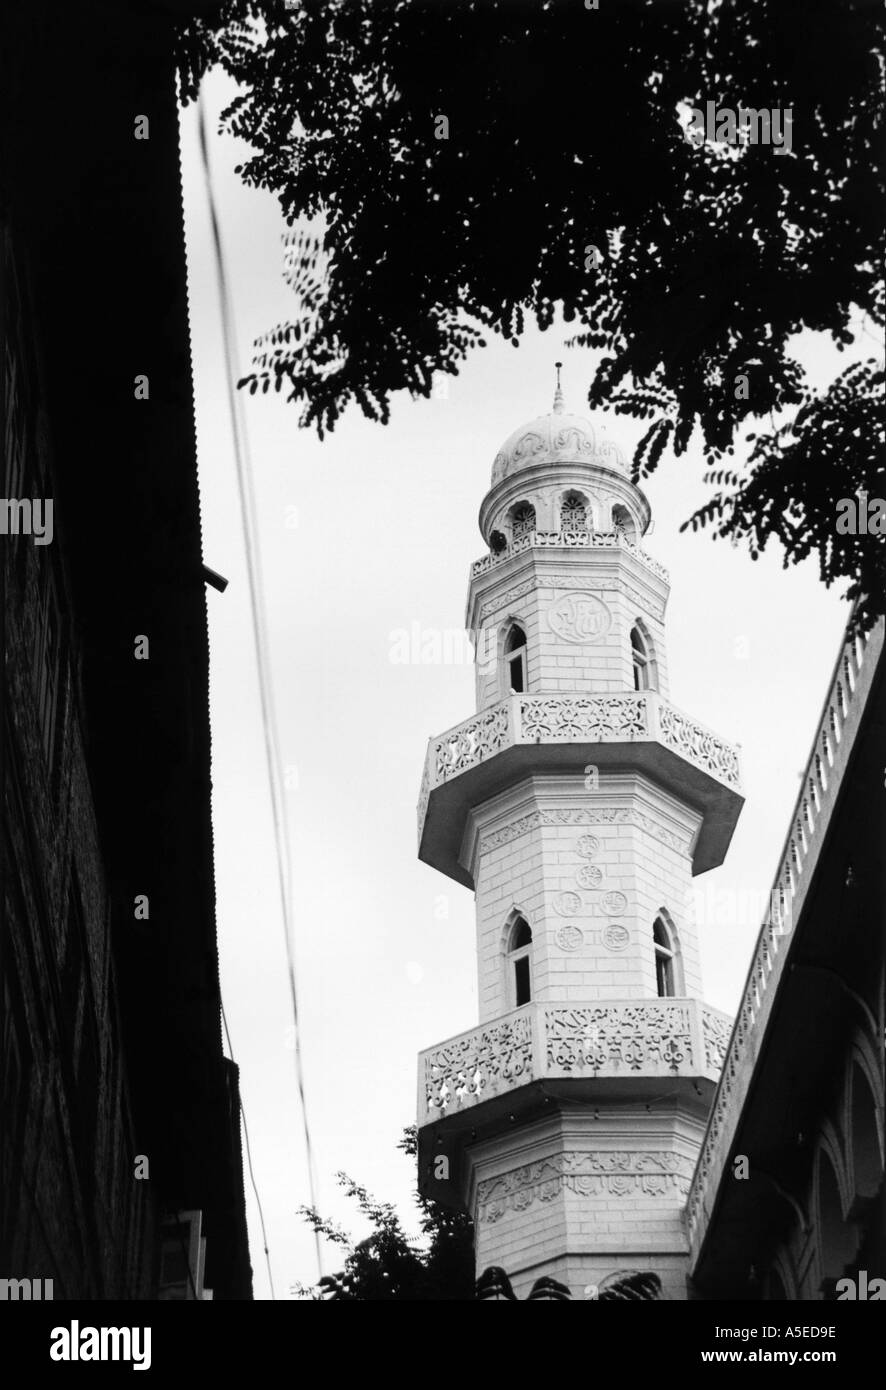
[181,71,855,1299]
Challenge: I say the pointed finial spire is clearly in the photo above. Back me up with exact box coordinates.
[553,361,565,414]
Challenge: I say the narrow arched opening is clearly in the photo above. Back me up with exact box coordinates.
[503,622,527,695]
[506,914,533,1007]
[653,915,676,997]
[560,490,591,533]
[612,503,637,543]
[508,501,537,542]
[631,621,658,692]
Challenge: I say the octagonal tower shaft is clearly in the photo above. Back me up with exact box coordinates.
[416,388,743,1300]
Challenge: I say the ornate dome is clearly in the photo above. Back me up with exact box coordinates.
[491,376,626,487]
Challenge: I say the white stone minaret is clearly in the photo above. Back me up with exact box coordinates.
[416,372,745,1300]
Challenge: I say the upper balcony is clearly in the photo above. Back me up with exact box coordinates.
[417,690,743,884]
[469,529,670,587]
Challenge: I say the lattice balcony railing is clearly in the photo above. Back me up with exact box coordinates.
[417,691,741,837]
[419,998,732,1121]
[469,530,669,583]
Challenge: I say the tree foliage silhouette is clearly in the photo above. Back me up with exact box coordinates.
[294,1129,474,1300]
[179,0,885,623]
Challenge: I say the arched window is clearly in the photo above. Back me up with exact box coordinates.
[612,503,637,542]
[510,501,536,541]
[631,625,651,691]
[490,529,507,555]
[503,622,527,695]
[560,491,590,532]
[507,914,533,1007]
[653,916,675,997]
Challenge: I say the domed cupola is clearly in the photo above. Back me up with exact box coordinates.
[480,364,648,550]
[490,365,627,487]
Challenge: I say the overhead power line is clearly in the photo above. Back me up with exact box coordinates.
[197,89,322,1289]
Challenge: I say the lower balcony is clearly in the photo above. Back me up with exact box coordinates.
[419,997,731,1124]
[417,998,731,1207]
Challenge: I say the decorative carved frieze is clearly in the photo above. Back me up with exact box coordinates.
[633,811,689,853]
[477,1150,694,1223]
[542,574,666,623]
[478,579,536,624]
[479,812,543,852]
[543,807,608,826]
[478,805,691,856]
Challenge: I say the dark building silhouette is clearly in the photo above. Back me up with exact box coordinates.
[687,620,886,1301]
[1,0,252,1299]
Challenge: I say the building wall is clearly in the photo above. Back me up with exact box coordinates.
[763,1014,885,1300]
[1,227,156,1296]
[687,622,885,1302]
[1,0,253,1298]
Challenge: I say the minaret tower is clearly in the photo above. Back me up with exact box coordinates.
[416,372,744,1299]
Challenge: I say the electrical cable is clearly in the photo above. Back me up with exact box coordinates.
[196,89,322,1286]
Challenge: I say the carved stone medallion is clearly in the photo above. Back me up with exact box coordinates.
[555,925,584,952]
[553,890,583,917]
[548,592,612,645]
[576,864,603,890]
[601,890,628,916]
[602,923,631,952]
[575,834,600,859]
